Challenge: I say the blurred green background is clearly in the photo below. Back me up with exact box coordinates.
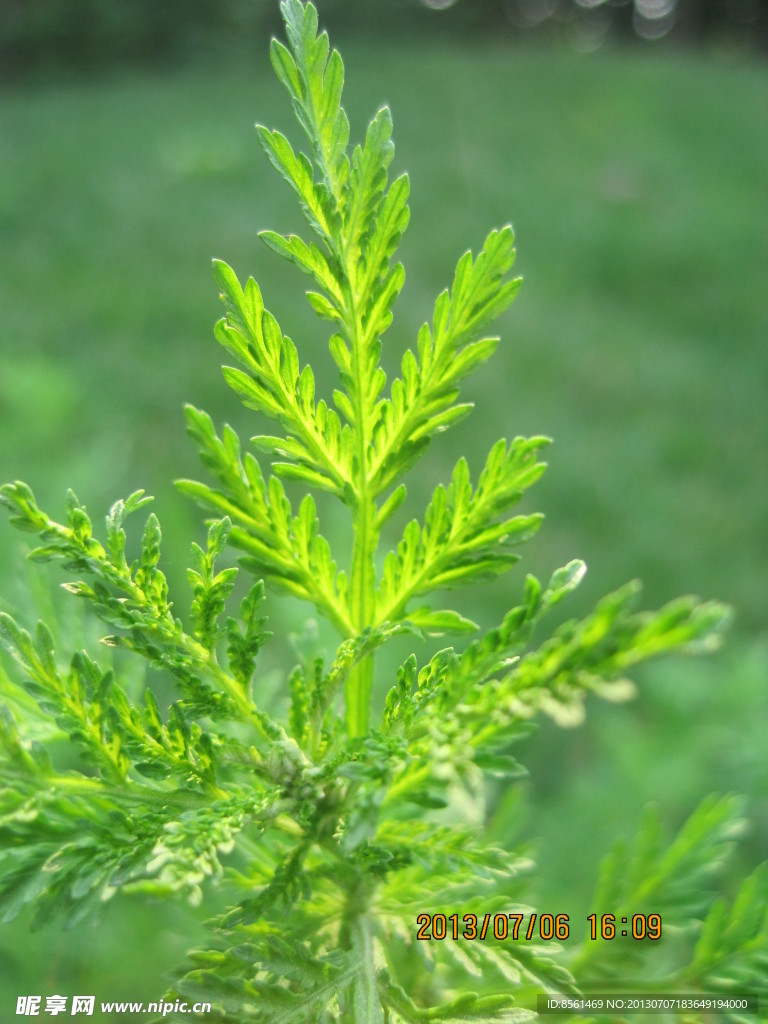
[0,0,766,1017]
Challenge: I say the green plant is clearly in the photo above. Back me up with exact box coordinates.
[1,2,765,1021]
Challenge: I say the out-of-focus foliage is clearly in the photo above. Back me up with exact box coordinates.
[1,0,765,80]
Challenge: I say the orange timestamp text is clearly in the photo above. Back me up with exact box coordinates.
[416,913,663,942]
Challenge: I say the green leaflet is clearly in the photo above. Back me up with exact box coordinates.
[212,260,354,501]
[177,406,353,636]
[369,228,521,497]
[376,438,548,626]
[569,795,768,1003]
[379,976,535,1022]
[685,863,768,997]
[173,939,364,1023]
[0,2,753,1022]
[587,796,746,932]
[274,0,350,206]
[188,517,239,652]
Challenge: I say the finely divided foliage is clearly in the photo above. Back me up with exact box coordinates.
[0,2,763,1021]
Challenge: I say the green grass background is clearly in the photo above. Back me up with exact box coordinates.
[0,31,766,1016]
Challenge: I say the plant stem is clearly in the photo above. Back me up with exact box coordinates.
[347,493,376,737]
[343,253,378,739]
[339,872,383,1022]
[352,912,384,1023]
[346,655,374,739]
